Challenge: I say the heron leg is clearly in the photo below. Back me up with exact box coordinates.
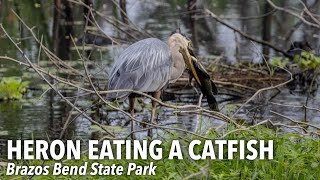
[150,91,161,124]
[148,91,161,137]
[129,94,136,139]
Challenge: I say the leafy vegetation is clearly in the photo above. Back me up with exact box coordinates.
[0,77,29,100]
[270,57,289,75]
[2,126,319,179]
[294,51,320,71]
[270,51,320,74]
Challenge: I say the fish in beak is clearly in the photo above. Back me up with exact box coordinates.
[179,46,219,111]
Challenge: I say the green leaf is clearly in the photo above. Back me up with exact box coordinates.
[0,77,29,100]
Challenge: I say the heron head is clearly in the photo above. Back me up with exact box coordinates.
[168,33,195,71]
[168,33,192,50]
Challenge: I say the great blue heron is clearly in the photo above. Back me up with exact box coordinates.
[107,32,218,133]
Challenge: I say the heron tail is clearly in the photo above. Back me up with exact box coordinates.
[107,74,133,101]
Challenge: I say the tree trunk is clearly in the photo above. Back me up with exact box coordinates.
[119,0,128,24]
[53,0,73,60]
[188,0,198,50]
[262,2,272,60]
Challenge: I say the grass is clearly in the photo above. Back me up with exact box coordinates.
[1,126,320,180]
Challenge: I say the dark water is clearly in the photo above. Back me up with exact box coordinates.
[0,0,319,142]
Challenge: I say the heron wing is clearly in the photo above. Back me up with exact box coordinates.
[107,38,172,100]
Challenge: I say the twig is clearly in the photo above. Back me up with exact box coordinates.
[0,24,115,138]
[59,87,82,139]
[204,8,293,58]
[11,10,84,77]
[297,0,320,26]
[250,41,272,76]
[232,67,293,117]
[270,110,320,130]
[266,0,320,29]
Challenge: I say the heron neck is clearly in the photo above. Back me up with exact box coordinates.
[168,41,186,82]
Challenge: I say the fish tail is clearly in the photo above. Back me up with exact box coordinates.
[207,94,219,111]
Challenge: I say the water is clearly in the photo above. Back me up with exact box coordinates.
[0,0,319,142]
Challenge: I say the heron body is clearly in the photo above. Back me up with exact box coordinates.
[107,33,189,100]
[107,38,173,100]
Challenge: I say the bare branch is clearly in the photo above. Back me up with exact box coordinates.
[267,0,320,29]
[0,24,116,138]
[204,8,293,58]
[232,67,293,117]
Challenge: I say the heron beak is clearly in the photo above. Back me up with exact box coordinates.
[179,46,202,86]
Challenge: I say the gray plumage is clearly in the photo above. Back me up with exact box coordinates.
[107,38,173,100]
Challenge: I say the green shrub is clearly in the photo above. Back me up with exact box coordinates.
[294,51,320,71]
[0,77,29,100]
[270,57,289,75]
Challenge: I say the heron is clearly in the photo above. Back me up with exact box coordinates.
[107,32,218,133]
